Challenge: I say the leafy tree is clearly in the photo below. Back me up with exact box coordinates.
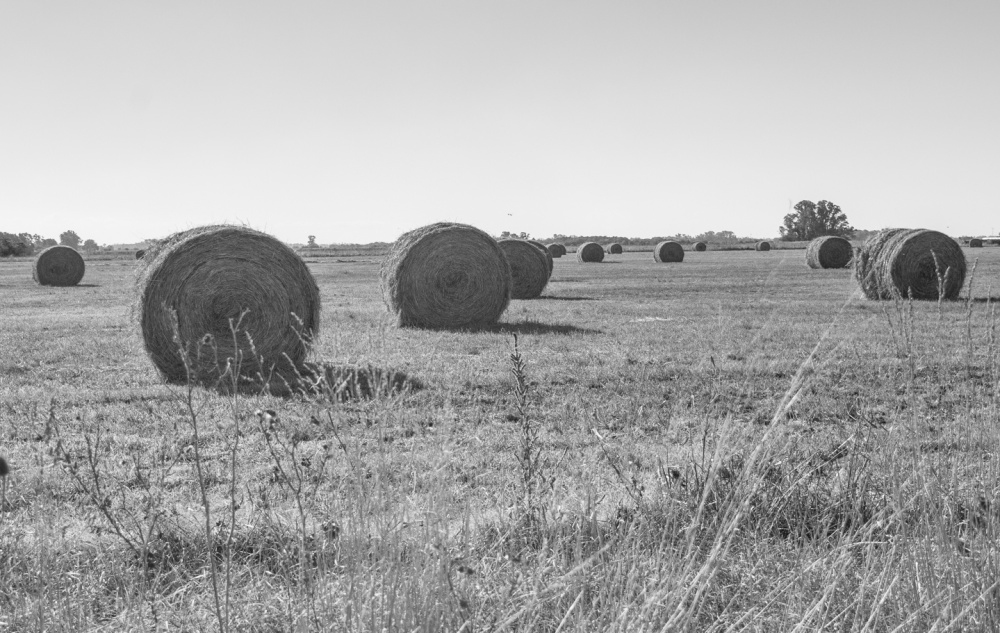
[0,232,32,256]
[82,239,99,253]
[307,235,317,248]
[40,238,57,248]
[779,200,854,241]
[60,230,81,248]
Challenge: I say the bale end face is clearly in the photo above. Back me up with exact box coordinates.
[755,241,771,252]
[547,243,567,258]
[970,238,984,248]
[499,239,550,299]
[653,241,684,263]
[577,242,605,263]
[381,222,511,329]
[806,235,853,269]
[854,228,966,300]
[33,246,85,286]
[607,243,623,254]
[693,242,707,252]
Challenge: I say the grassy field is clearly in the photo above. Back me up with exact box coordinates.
[2,247,1000,631]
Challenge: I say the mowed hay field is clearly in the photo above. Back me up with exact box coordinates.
[3,248,1000,630]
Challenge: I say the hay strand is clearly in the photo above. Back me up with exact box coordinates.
[33,246,85,286]
[653,241,684,263]
[755,241,771,251]
[854,228,966,300]
[693,242,707,252]
[137,225,321,392]
[381,222,511,329]
[499,239,550,299]
[607,243,623,254]
[806,235,853,269]
[577,242,605,263]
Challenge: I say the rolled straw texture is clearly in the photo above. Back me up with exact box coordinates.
[547,243,567,258]
[694,242,707,252]
[381,222,511,329]
[499,239,549,299]
[653,241,684,263]
[806,236,853,269]
[854,228,966,300]
[577,242,604,262]
[755,241,771,251]
[137,225,321,392]
[970,238,984,248]
[33,246,85,286]
[526,239,554,277]
[607,243,623,254]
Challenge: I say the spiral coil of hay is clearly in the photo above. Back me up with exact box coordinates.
[381,222,510,329]
[547,243,567,258]
[607,243,623,254]
[576,242,605,263]
[137,225,321,393]
[693,242,707,252]
[526,239,554,277]
[499,239,550,299]
[653,241,684,263]
[806,236,853,269]
[33,246,85,286]
[854,228,966,300]
[755,241,771,252]
[970,238,984,248]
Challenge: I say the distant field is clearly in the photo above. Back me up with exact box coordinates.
[2,247,1000,630]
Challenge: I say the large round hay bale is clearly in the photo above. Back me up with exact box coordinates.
[693,242,707,252]
[607,243,623,254]
[970,238,984,248]
[381,222,510,329]
[526,239,554,277]
[137,225,321,392]
[854,228,966,300]
[135,249,146,260]
[806,236,853,269]
[547,243,567,258]
[755,241,771,252]
[33,246,85,286]
[653,241,684,262]
[577,242,605,263]
[499,239,549,299]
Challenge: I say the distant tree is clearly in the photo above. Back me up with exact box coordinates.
[779,200,854,241]
[499,231,531,239]
[82,239,99,253]
[307,235,317,248]
[60,230,81,248]
[0,232,32,257]
[40,238,57,248]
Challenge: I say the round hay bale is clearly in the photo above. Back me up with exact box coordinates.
[526,239,554,277]
[755,241,771,252]
[806,235,853,269]
[693,242,707,252]
[653,241,684,263]
[381,222,511,329]
[607,243,623,254]
[499,239,550,299]
[547,243,567,258]
[137,225,321,393]
[135,249,146,260]
[33,246,85,286]
[970,238,984,248]
[854,228,966,300]
[577,242,605,263]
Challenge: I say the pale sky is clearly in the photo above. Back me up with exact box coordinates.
[2,1,998,245]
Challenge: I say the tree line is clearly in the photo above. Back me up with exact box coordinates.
[0,230,99,257]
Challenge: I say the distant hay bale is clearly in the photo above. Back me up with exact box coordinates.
[970,238,984,248]
[547,243,567,258]
[653,241,684,263]
[137,225,321,393]
[33,246,85,286]
[755,241,771,252]
[381,222,510,329]
[135,249,146,260]
[608,243,623,254]
[806,236,853,269]
[499,240,550,299]
[526,239,554,277]
[854,228,966,300]
[693,242,707,252]
[576,242,605,263]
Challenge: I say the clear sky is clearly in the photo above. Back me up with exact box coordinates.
[2,1,998,245]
